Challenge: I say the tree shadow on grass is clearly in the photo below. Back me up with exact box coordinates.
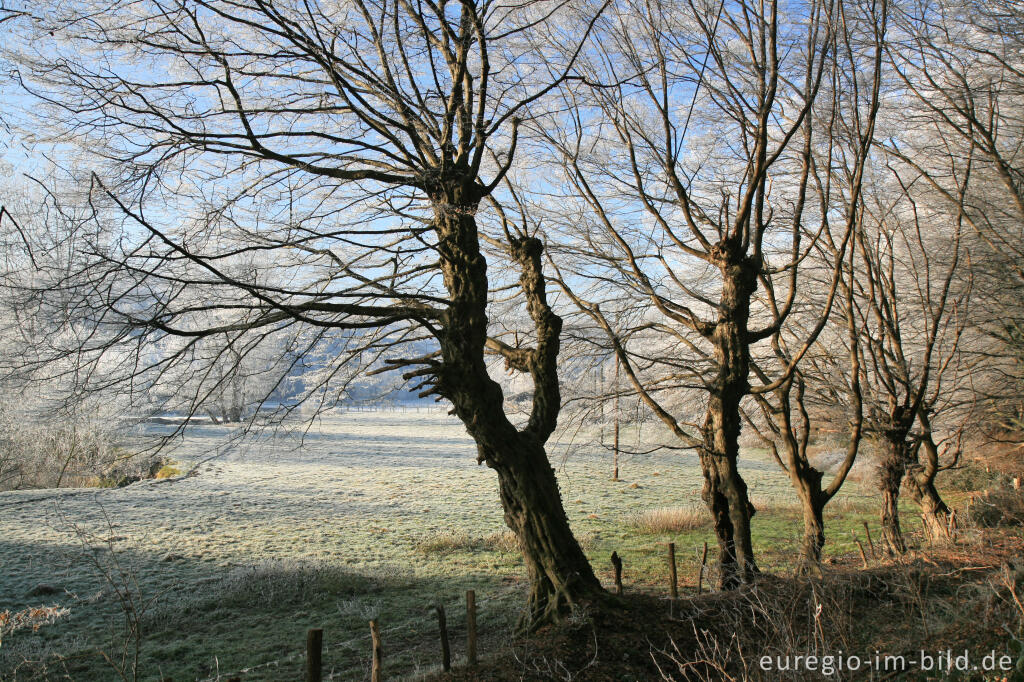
[1,537,520,681]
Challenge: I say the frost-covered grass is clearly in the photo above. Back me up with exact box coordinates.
[0,410,895,680]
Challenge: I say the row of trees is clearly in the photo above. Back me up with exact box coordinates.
[0,0,1020,628]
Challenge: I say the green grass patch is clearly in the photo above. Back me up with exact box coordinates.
[0,412,949,680]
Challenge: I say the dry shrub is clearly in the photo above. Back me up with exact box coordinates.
[967,489,1024,527]
[652,576,858,681]
[629,507,710,534]
[941,464,1012,493]
[651,563,964,681]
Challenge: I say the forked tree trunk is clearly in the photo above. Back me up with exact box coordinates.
[772,377,832,569]
[702,242,759,588]
[906,426,952,542]
[430,201,602,629]
[878,434,908,555]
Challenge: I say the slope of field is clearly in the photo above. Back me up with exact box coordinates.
[0,410,878,680]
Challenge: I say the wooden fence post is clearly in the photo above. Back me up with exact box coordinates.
[370,620,382,682]
[466,590,478,666]
[697,542,708,595]
[435,605,451,672]
[611,551,623,595]
[305,628,323,682]
[667,543,678,600]
[852,532,868,568]
[862,521,876,558]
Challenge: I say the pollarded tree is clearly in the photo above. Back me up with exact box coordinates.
[540,0,882,586]
[740,0,886,567]
[7,0,606,627]
[850,157,970,552]
[884,0,1024,438]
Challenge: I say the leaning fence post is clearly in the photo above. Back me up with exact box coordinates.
[305,628,323,682]
[370,619,382,682]
[862,521,876,558]
[611,551,623,595]
[851,531,869,568]
[435,605,451,672]
[667,542,678,600]
[466,589,478,666]
[697,542,708,595]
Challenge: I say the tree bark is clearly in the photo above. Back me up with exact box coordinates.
[907,474,950,542]
[906,423,951,542]
[789,465,826,567]
[429,199,602,629]
[800,493,826,567]
[878,434,908,555]
[488,438,603,626]
[702,242,759,588]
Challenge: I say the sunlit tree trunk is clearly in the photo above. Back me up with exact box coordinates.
[702,247,759,587]
[906,414,952,542]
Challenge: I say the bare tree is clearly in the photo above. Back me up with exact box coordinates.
[740,0,886,567]
[885,0,1023,439]
[540,0,882,585]
[851,157,970,552]
[6,0,608,627]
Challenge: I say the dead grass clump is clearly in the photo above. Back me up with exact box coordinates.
[0,605,70,640]
[483,529,519,553]
[416,528,519,555]
[416,529,476,554]
[748,495,801,515]
[823,495,875,514]
[216,559,375,608]
[629,507,710,534]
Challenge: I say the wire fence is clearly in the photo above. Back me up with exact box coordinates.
[198,583,524,681]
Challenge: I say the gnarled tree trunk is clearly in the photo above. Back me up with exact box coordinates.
[487,437,603,626]
[431,200,602,629]
[906,420,952,542]
[906,473,951,542]
[878,433,908,555]
[702,243,759,588]
[792,467,827,568]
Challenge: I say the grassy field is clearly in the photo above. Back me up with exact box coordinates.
[0,410,913,680]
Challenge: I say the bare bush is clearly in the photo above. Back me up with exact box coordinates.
[0,399,125,491]
[652,575,869,681]
[967,490,1024,528]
